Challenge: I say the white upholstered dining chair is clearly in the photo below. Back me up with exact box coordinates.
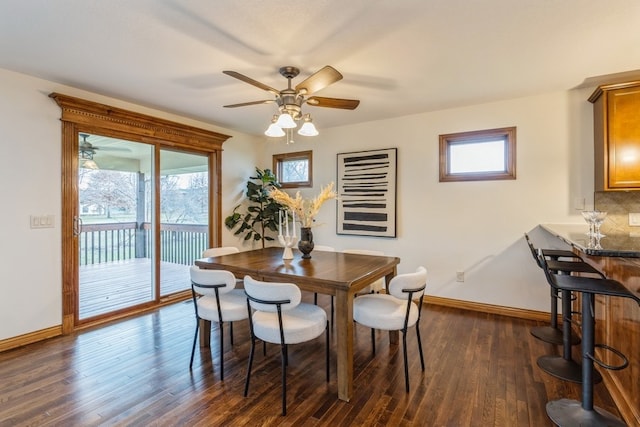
[353,266,427,393]
[202,246,243,286]
[189,266,248,380]
[243,275,329,416]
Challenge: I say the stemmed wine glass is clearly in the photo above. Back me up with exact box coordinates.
[581,210,596,236]
[592,211,607,238]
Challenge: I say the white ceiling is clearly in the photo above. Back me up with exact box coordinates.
[1,0,640,136]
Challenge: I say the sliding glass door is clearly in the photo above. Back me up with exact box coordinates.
[77,135,155,320]
[159,149,209,296]
[76,138,210,320]
[54,93,229,332]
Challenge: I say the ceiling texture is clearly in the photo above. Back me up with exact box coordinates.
[1,0,640,136]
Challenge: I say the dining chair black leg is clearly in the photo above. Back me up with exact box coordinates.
[282,344,288,366]
[230,322,234,346]
[280,342,287,416]
[402,329,410,393]
[370,328,376,356]
[244,337,256,397]
[325,321,330,382]
[218,321,224,380]
[416,324,425,371]
[314,293,318,305]
[189,319,200,369]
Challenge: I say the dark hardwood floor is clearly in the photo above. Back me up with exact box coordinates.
[0,298,620,426]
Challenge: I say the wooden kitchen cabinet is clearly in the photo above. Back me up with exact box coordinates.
[589,81,640,191]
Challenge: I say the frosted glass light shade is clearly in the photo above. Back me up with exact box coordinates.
[81,159,99,169]
[298,121,318,136]
[275,112,296,128]
[265,123,285,137]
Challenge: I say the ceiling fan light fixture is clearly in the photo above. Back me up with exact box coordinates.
[275,111,296,129]
[265,116,285,137]
[79,149,94,160]
[81,158,99,170]
[298,114,319,136]
[222,65,359,142]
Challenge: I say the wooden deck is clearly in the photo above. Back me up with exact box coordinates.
[79,259,190,319]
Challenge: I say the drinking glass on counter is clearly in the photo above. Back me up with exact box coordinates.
[582,210,596,236]
[592,211,607,237]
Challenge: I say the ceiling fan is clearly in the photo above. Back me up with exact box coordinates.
[223,66,360,132]
[79,133,131,158]
[78,133,131,169]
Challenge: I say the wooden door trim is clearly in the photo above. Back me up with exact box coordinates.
[51,93,231,333]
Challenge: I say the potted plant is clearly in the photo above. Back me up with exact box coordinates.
[224,167,284,248]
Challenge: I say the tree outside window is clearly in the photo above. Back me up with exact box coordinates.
[273,150,313,188]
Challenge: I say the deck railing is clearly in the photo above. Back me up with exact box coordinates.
[80,222,208,266]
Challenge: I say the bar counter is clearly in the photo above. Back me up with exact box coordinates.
[541,223,640,425]
[541,223,640,258]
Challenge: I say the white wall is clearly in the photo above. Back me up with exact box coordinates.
[0,68,259,341]
[259,89,597,311]
[0,65,599,341]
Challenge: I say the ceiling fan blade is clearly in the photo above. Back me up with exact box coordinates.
[95,146,133,152]
[223,100,275,108]
[295,66,343,95]
[223,70,280,95]
[306,96,360,110]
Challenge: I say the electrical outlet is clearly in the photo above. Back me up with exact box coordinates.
[456,271,464,282]
[629,213,640,226]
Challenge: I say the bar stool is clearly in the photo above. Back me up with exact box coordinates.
[525,233,591,345]
[546,273,640,426]
[535,254,605,384]
[525,232,582,261]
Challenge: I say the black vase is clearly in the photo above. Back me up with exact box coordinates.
[298,227,314,259]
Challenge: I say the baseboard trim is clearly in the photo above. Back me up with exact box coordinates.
[0,326,62,353]
[0,294,192,353]
[425,295,550,322]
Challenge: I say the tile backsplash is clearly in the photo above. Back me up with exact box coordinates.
[595,191,640,234]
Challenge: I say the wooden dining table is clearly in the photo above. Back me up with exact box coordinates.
[194,246,400,402]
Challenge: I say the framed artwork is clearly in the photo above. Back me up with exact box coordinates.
[336,148,397,237]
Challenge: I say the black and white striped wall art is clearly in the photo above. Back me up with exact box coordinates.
[336,148,397,237]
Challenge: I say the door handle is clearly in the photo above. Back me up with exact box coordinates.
[73,216,83,236]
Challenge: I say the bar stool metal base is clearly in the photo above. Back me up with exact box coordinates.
[537,355,602,384]
[546,399,625,427]
[530,326,580,345]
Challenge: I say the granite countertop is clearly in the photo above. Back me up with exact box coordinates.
[541,223,640,258]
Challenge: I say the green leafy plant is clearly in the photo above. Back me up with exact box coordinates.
[224,167,284,248]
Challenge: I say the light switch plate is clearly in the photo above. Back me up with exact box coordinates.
[30,214,54,229]
[629,213,640,226]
